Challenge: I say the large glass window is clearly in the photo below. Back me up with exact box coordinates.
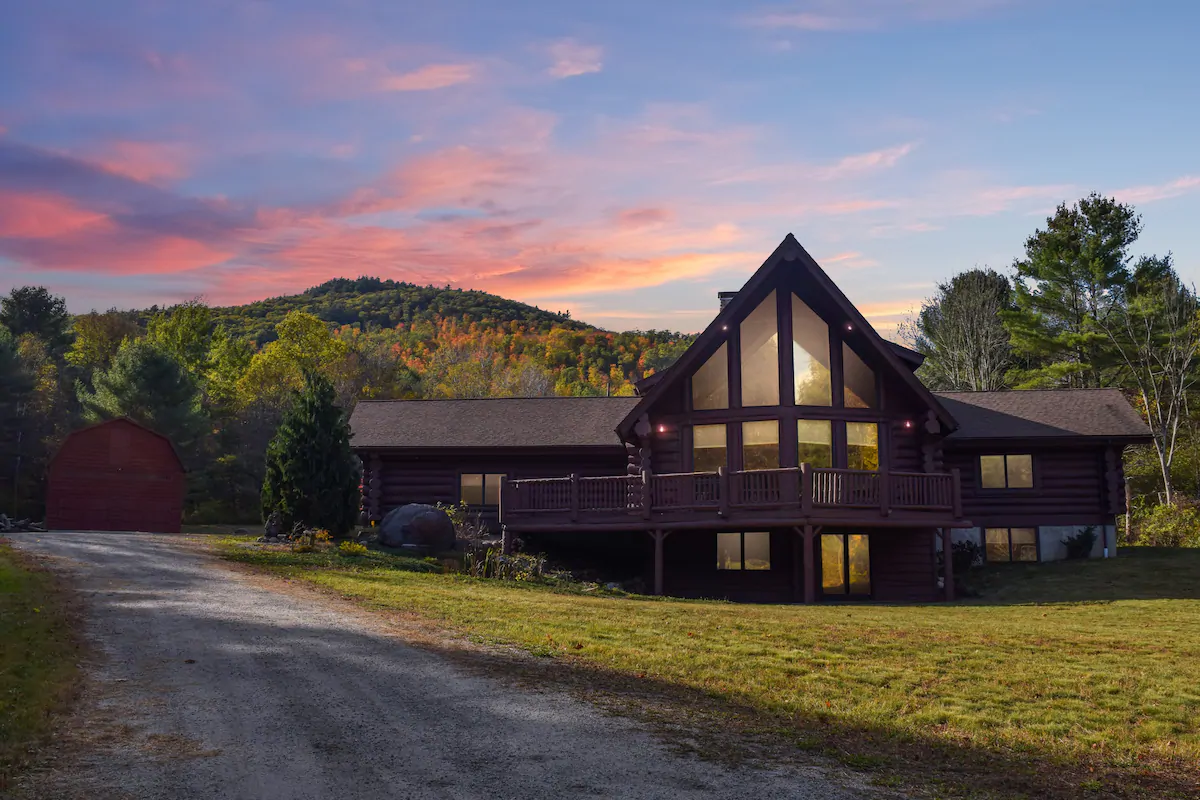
[740,291,780,407]
[461,473,505,506]
[843,344,876,408]
[742,420,780,470]
[691,343,729,410]
[797,419,833,468]
[822,533,870,596]
[693,424,727,472]
[792,295,832,406]
[979,454,1034,489]
[717,531,771,570]
[846,423,879,471]
[984,528,1038,562]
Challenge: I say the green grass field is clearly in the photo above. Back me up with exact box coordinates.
[217,540,1200,798]
[0,541,80,791]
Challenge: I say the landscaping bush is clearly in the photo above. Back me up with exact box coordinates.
[937,539,982,574]
[338,540,368,557]
[1132,502,1200,547]
[1062,526,1097,559]
[460,547,573,583]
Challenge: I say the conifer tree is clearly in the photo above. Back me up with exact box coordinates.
[261,371,360,536]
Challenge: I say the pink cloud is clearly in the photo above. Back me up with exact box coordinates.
[749,0,1014,31]
[1112,175,1200,205]
[615,207,674,229]
[819,251,879,269]
[0,191,108,239]
[379,63,475,91]
[820,142,916,179]
[545,39,604,78]
[90,141,192,183]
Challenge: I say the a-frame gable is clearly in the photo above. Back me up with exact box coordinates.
[615,233,958,440]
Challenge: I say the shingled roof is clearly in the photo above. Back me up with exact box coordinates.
[936,389,1151,442]
[349,397,638,449]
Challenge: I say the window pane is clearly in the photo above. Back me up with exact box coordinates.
[742,420,780,470]
[743,532,771,570]
[821,534,846,594]
[842,343,876,408]
[847,534,870,595]
[1006,455,1034,488]
[693,424,727,472]
[984,528,1011,562]
[846,422,879,471]
[716,532,741,570]
[460,473,484,505]
[792,295,832,406]
[1011,528,1038,561]
[797,419,833,468]
[979,456,1006,489]
[740,290,780,407]
[692,342,729,410]
[484,474,505,506]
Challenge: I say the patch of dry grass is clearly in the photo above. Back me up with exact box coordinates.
[0,540,81,790]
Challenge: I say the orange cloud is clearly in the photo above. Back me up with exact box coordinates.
[379,63,475,91]
[615,207,673,229]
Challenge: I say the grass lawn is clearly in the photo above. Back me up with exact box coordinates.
[0,540,80,791]
[216,540,1200,799]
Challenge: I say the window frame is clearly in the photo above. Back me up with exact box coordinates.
[978,454,1035,490]
[459,472,507,507]
[982,527,1040,563]
[716,531,772,571]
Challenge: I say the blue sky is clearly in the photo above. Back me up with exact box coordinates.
[0,0,1197,335]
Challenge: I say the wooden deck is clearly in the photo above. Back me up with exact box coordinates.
[501,464,967,532]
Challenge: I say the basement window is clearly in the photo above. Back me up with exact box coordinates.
[716,531,771,570]
[984,528,1038,562]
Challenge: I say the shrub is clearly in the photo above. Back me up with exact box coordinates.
[937,539,982,574]
[1062,526,1097,559]
[338,541,368,557]
[1134,502,1200,547]
[460,547,573,583]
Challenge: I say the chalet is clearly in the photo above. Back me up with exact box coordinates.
[350,235,1151,603]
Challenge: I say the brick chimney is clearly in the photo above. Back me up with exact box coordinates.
[718,291,737,310]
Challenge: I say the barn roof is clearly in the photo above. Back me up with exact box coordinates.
[936,389,1151,442]
[49,417,187,470]
[349,397,638,450]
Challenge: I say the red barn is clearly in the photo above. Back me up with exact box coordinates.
[46,418,185,533]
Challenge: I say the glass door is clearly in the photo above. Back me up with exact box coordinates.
[820,533,871,598]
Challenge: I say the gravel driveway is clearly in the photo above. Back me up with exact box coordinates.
[7,532,879,800]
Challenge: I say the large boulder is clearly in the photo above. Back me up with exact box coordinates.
[379,504,455,552]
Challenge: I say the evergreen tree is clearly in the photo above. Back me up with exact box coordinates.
[261,371,360,536]
[0,329,35,513]
[1006,193,1142,387]
[77,338,208,455]
[0,286,71,353]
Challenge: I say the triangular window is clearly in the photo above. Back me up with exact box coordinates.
[843,344,876,408]
[740,291,779,407]
[691,343,728,410]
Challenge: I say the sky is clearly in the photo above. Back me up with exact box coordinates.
[1,0,1198,336]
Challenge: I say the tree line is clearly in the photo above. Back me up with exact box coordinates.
[903,193,1199,541]
[0,282,693,523]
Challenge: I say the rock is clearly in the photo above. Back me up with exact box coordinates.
[379,504,455,552]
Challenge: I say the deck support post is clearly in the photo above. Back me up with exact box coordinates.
[501,525,514,555]
[942,527,955,602]
[802,524,816,604]
[650,530,670,596]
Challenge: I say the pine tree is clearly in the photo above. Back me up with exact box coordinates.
[77,338,208,456]
[261,371,360,536]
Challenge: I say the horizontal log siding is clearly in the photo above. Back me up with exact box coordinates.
[866,528,937,603]
[944,444,1114,527]
[651,426,684,474]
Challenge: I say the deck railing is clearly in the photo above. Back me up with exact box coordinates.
[502,465,963,524]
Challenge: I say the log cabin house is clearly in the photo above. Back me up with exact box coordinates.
[350,234,1150,603]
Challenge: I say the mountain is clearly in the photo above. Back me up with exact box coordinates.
[211,277,592,346]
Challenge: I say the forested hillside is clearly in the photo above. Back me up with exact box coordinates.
[211,278,591,345]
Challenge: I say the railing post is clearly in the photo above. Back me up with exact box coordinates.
[569,473,579,522]
[879,469,891,517]
[950,468,963,518]
[717,466,730,518]
[641,468,652,519]
[800,463,812,515]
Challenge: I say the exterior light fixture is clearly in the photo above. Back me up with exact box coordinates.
[845,323,853,331]
[657,424,667,434]
[721,324,728,331]
[904,420,913,429]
